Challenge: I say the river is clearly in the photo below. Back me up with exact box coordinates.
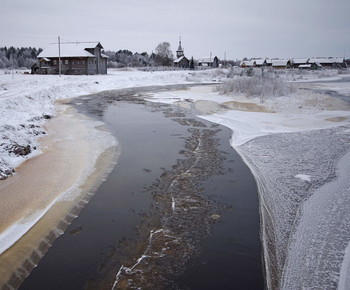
[19,86,264,289]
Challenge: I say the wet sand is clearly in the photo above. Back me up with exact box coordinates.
[0,102,117,289]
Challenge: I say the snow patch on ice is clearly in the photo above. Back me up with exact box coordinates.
[294,174,311,182]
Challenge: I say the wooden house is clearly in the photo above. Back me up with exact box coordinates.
[308,57,346,68]
[36,42,108,75]
[265,59,273,67]
[292,58,309,68]
[174,56,190,68]
[298,63,321,70]
[272,59,291,69]
[254,59,267,67]
[240,60,256,67]
[198,56,219,68]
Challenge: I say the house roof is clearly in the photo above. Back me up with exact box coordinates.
[254,59,266,65]
[174,56,188,63]
[272,59,290,66]
[241,60,255,67]
[292,58,309,64]
[198,57,217,63]
[37,42,104,58]
[309,57,344,64]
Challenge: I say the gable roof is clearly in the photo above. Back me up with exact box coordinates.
[241,60,255,67]
[255,59,266,65]
[272,59,290,66]
[37,42,103,58]
[309,57,344,64]
[174,56,189,63]
[292,58,309,64]
[198,57,217,63]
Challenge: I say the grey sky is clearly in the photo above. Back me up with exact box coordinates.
[1,0,349,60]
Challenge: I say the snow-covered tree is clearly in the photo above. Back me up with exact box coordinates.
[0,47,42,69]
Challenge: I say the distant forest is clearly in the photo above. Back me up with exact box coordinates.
[0,47,43,69]
[104,50,155,68]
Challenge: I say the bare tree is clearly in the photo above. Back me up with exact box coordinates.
[154,42,174,66]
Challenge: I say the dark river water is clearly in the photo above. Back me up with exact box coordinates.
[19,87,264,289]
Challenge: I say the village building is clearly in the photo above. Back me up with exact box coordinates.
[308,57,346,68]
[272,59,291,69]
[254,59,267,67]
[173,39,190,68]
[240,58,268,68]
[240,60,256,67]
[265,59,273,66]
[298,63,322,70]
[198,56,219,68]
[36,42,108,75]
[292,58,310,68]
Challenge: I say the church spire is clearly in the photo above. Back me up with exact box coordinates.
[176,36,184,58]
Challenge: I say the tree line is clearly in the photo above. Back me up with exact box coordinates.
[105,42,174,68]
[0,47,43,69]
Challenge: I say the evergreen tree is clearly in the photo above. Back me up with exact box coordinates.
[190,56,195,69]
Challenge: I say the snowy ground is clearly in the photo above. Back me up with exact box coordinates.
[147,71,350,289]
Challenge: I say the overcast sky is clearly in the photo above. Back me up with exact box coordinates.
[1,0,349,60]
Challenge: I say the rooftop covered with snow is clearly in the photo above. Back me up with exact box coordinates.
[37,42,105,58]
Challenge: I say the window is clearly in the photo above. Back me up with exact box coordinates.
[53,60,57,65]
[65,60,69,65]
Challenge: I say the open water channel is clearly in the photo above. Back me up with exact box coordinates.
[19,86,264,289]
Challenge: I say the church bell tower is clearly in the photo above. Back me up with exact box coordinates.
[176,36,184,58]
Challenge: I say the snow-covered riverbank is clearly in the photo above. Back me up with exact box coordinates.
[148,72,350,289]
[0,69,224,180]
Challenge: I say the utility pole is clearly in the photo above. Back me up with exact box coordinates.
[58,36,61,77]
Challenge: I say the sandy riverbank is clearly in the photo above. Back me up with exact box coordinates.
[0,102,117,289]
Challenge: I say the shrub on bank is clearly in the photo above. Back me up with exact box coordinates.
[219,71,296,98]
